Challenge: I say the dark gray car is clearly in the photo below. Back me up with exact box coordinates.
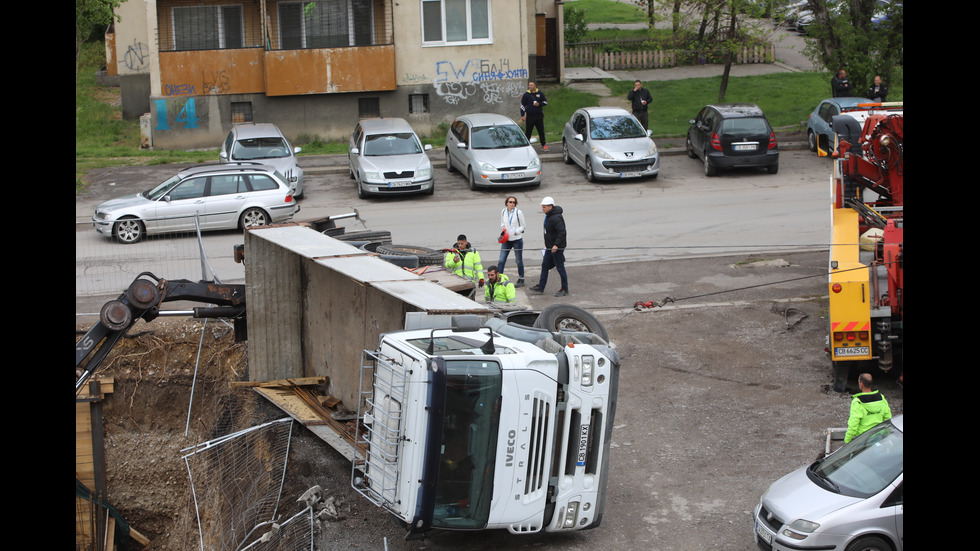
[686,103,779,176]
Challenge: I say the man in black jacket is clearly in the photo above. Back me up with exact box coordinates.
[521,81,549,150]
[627,80,653,130]
[529,196,569,297]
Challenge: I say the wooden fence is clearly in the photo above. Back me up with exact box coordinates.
[564,43,775,70]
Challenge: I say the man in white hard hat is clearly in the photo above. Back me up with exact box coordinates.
[528,196,568,297]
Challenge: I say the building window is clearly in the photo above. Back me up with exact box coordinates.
[359,97,381,118]
[172,5,244,51]
[421,0,491,45]
[278,0,382,49]
[231,102,253,123]
[409,94,430,114]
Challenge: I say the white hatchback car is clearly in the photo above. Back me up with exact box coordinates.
[92,163,299,244]
[753,415,903,551]
[220,123,304,198]
[445,113,541,190]
[348,118,433,198]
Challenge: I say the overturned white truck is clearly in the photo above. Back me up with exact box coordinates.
[244,225,619,536]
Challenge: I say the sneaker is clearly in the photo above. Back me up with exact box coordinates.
[541,145,549,151]
[553,289,568,297]
[528,285,544,293]
[515,278,525,288]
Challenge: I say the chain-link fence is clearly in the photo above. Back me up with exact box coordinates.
[182,418,298,551]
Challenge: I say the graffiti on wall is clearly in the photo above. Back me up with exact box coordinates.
[153,97,204,131]
[433,58,527,105]
[123,39,149,71]
[164,70,232,97]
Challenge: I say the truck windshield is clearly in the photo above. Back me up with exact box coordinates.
[432,359,502,530]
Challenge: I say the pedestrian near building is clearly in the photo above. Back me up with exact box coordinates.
[528,197,568,297]
[444,234,485,286]
[497,196,526,287]
[831,69,851,97]
[521,81,549,150]
[627,80,653,130]
[484,266,516,303]
[844,373,893,443]
[867,75,889,102]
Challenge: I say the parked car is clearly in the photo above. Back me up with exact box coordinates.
[220,123,304,198]
[92,163,300,244]
[805,98,905,155]
[753,415,903,551]
[348,118,433,198]
[686,103,779,176]
[561,107,660,182]
[445,113,541,190]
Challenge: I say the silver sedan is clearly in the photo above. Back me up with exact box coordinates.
[445,113,541,190]
[561,107,659,182]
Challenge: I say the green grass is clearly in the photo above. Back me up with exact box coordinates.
[573,0,645,23]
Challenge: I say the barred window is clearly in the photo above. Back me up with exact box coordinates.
[278,0,380,49]
[173,5,244,50]
[359,97,380,118]
[409,94,429,114]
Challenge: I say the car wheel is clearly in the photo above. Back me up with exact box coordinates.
[807,130,818,152]
[356,176,368,199]
[445,148,455,173]
[767,163,779,175]
[562,140,573,164]
[585,157,596,182]
[533,304,609,343]
[468,167,479,191]
[843,536,892,551]
[686,136,698,159]
[114,218,144,244]
[240,207,269,229]
[703,154,717,177]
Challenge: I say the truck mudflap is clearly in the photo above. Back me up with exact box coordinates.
[545,344,620,532]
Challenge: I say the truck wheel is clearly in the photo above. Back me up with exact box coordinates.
[337,231,392,244]
[533,304,609,342]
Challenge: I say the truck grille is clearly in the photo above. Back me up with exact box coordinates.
[524,394,551,495]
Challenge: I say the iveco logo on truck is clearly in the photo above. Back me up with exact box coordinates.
[505,429,517,466]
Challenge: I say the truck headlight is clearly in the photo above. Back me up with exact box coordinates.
[581,355,594,387]
[563,502,579,528]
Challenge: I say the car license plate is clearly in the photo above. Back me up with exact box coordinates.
[502,172,524,179]
[619,172,642,178]
[835,346,870,357]
[734,144,757,151]
[756,521,772,544]
[577,424,590,466]
[386,180,413,188]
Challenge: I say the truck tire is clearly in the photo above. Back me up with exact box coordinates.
[376,244,444,266]
[533,304,609,342]
[336,230,392,244]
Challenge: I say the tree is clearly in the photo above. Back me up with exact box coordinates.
[803,0,904,94]
[564,4,589,45]
[76,0,121,77]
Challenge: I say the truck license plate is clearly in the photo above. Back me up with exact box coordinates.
[577,424,590,466]
[835,346,870,357]
[756,521,772,544]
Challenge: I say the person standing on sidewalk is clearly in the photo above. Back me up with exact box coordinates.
[521,81,549,151]
[529,196,568,297]
[497,196,526,287]
[627,80,653,130]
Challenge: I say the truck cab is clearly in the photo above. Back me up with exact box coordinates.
[353,315,619,535]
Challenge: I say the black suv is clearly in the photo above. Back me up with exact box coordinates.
[686,103,779,176]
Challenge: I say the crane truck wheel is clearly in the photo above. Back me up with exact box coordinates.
[533,304,609,342]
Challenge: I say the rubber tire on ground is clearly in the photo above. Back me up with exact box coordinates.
[468,167,479,191]
[807,130,818,152]
[703,154,717,176]
[445,148,455,173]
[562,140,573,164]
[767,163,779,175]
[376,244,444,266]
[114,218,145,244]
[382,254,420,268]
[686,137,699,159]
[844,536,892,551]
[533,304,609,342]
[240,208,269,229]
[585,157,596,182]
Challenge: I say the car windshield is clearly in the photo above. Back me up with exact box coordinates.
[231,137,290,160]
[590,116,645,140]
[471,125,529,149]
[809,421,902,498]
[363,133,423,156]
[143,174,182,201]
[431,359,502,530]
[720,118,769,138]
